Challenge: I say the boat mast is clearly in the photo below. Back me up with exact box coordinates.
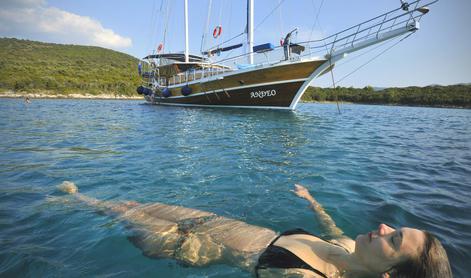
[184,0,189,63]
[247,0,254,64]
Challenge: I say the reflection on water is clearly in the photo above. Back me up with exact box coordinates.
[0,99,470,277]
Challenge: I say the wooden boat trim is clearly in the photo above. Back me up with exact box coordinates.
[150,102,293,110]
[147,81,304,108]
[164,78,308,99]
[167,58,325,89]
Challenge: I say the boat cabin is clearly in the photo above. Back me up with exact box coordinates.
[140,53,231,87]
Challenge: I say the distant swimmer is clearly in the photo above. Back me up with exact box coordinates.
[58,181,452,278]
[24,96,31,104]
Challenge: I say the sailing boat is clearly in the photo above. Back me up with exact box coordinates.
[137,0,436,110]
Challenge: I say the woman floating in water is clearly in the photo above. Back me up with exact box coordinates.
[58,182,451,278]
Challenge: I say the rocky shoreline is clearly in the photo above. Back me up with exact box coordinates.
[0,91,142,100]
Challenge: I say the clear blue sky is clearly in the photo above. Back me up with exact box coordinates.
[1,0,470,88]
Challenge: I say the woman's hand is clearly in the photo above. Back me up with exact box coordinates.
[292,183,345,238]
[291,184,313,200]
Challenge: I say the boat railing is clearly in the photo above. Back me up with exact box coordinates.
[167,66,231,86]
[208,0,435,69]
[305,0,434,57]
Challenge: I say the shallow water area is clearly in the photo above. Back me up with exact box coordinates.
[0,99,470,277]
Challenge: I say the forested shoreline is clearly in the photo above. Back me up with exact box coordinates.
[1,38,469,108]
[301,85,471,108]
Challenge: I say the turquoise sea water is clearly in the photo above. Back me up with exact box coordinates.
[0,99,469,277]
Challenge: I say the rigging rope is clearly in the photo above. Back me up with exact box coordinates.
[336,40,390,68]
[162,0,173,54]
[145,0,158,55]
[200,0,213,53]
[278,0,284,40]
[336,32,414,85]
[308,0,325,42]
[307,0,330,57]
[154,0,166,54]
[227,0,233,42]
[205,32,245,54]
[218,0,224,28]
[206,0,287,55]
[203,0,243,56]
[325,32,414,113]
[254,0,286,31]
[328,57,341,114]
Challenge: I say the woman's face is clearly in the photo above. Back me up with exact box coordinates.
[354,224,425,273]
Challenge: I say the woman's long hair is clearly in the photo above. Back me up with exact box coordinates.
[389,231,452,278]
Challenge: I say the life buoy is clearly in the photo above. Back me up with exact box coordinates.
[157,43,164,53]
[213,25,222,38]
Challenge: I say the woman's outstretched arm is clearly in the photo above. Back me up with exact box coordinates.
[292,184,343,238]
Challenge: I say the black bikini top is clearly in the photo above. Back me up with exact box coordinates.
[256,228,349,278]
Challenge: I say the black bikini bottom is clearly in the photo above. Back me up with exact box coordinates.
[255,228,328,278]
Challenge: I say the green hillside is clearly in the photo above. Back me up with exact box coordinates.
[0,38,141,96]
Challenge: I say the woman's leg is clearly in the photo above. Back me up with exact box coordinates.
[194,217,277,253]
[122,203,277,268]
[58,182,184,260]
[58,182,276,269]
[127,202,277,253]
[122,203,226,266]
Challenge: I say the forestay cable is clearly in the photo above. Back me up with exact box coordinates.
[308,0,325,42]
[200,0,213,53]
[254,0,286,31]
[336,32,414,85]
[327,56,341,114]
